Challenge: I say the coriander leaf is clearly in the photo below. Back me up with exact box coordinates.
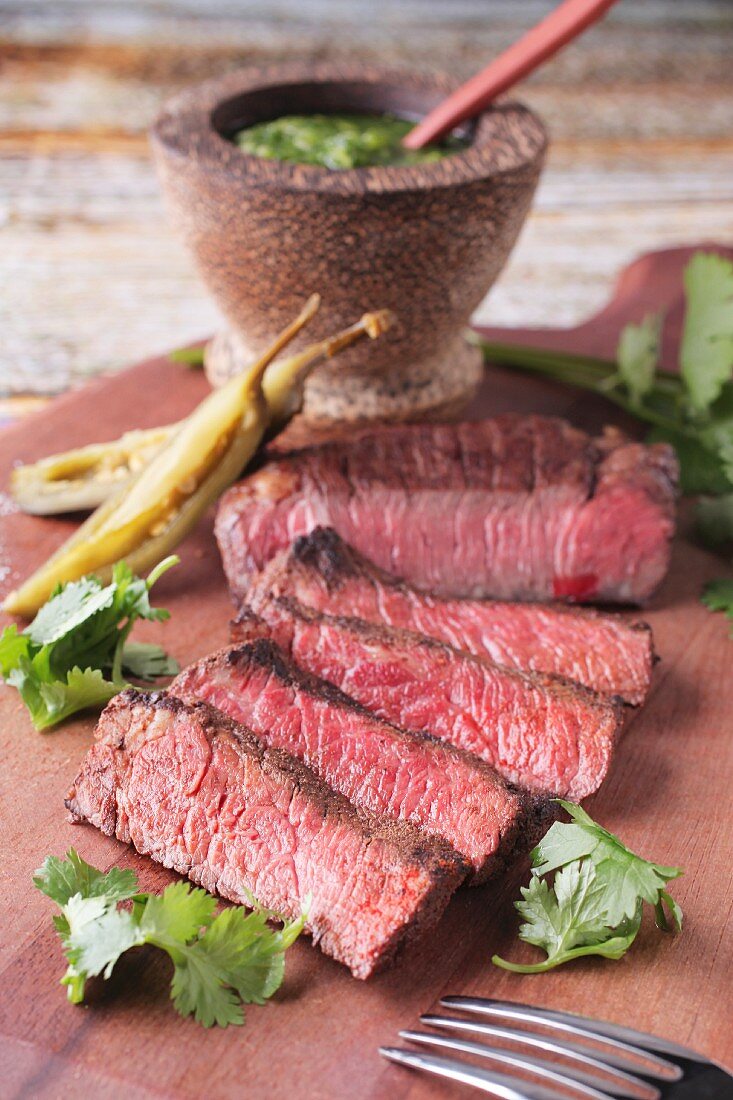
[0,624,30,676]
[14,665,122,731]
[113,556,178,624]
[168,906,306,1026]
[656,890,684,933]
[36,851,306,1028]
[121,641,179,682]
[647,426,733,496]
[530,822,597,876]
[494,802,683,973]
[681,252,733,414]
[170,949,245,1029]
[493,862,640,973]
[139,881,217,944]
[617,313,661,405]
[1,558,178,729]
[25,577,114,648]
[553,800,683,926]
[701,578,733,634]
[63,894,142,984]
[33,848,138,906]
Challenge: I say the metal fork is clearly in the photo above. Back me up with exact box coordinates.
[380,997,732,1099]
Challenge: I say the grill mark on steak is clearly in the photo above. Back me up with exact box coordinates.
[254,527,655,705]
[215,415,677,605]
[66,689,465,979]
[170,638,534,883]
[232,596,624,800]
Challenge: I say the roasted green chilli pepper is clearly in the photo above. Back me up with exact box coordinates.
[4,299,392,616]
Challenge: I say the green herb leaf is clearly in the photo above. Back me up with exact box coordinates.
[34,849,138,907]
[680,253,733,414]
[35,850,306,1027]
[477,250,733,515]
[7,659,122,731]
[0,624,30,676]
[138,881,218,945]
[25,578,116,648]
[0,557,178,729]
[63,895,142,988]
[493,802,683,973]
[701,578,733,634]
[169,346,205,367]
[121,641,179,681]
[617,313,661,405]
[493,861,642,973]
[647,426,733,496]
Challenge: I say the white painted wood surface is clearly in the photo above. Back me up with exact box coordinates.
[2,0,732,397]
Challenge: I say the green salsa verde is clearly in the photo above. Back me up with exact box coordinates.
[233,113,468,170]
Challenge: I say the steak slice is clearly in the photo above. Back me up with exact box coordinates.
[250,527,655,705]
[215,415,677,605]
[66,690,465,979]
[171,639,532,884]
[233,599,623,800]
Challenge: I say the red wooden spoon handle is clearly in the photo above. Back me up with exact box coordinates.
[403,0,620,149]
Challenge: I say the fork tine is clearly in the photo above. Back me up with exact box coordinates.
[400,1030,622,1100]
[440,999,685,1080]
[380,1046,586,1100]
[418,1017,659,1100]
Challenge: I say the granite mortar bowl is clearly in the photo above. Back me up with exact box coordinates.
[151,62,547,423]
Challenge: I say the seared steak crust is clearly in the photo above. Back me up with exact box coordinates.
[232,599,624,800]
[249,527,655,704]
[66,690,465,979]
[216,415,677,605]
[171,639,532,883]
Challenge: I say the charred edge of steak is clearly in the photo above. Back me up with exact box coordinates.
[266,594,627,722]
[224,637,385,721]
[177,639,538,883]
[69,686,468,875]
[66,689,467,978]
[288,526,658,645]
[220,637,490,756]
[290,526,362,591]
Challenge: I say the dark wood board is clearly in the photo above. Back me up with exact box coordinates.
[0,246,732,1100]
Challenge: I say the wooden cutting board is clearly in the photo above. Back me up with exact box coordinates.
[1,246,731,1100]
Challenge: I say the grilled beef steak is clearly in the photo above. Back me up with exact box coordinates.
[216,416,677,605]
[171,639,532,883]
[232,600,623,799]
[249,527,655,705]
[66,690,465,979]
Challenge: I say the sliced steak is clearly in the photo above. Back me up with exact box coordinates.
[250,527,655,705]
[216,415,677,605]
[171,639,532,884]
[233,599,623,800]
[66,690,465,979]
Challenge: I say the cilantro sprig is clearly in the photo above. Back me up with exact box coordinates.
[476,252,733,499]
[0,557,179,729]
[701,578,733,636]
[475,250,733,615]
[493,801,683,974]
[34,849,307,1027]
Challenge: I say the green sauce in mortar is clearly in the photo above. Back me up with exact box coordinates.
[233,113,468,170]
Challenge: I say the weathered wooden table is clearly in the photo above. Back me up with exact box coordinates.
[2,1,733,402]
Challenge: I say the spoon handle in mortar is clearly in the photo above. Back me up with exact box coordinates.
[403,0,620,149]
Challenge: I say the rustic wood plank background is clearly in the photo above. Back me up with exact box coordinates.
[1,0,733,398]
